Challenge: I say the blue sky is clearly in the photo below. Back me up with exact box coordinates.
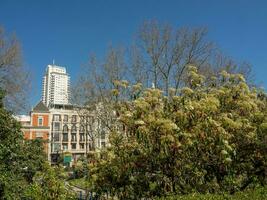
[1,0,267,106]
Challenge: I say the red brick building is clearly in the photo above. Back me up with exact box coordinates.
[21,101,50,156]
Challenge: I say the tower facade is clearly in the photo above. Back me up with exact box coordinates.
[42,65,70,107]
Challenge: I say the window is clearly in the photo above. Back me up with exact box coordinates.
[89,143,94,151]
[63,144,68,150]
[52,143,60,152]
[53,132,60,142]
[79,125,84,133]
[63,115,68,122]
[36,132,43,139]
[53,114,60,121]
[101,131,105,140]
[79,133,85,142]
[86,133,90,141]
[71,115,77,123]
[38,116,43,126]
[62,133,68,142]
[80,143,84,149]
[53,122,60,131]
[71,134,77,142]
[71,125,77,133]
[63,125,68,133]
[71,143,76,149]
[80,116,85,123]
[101,141,106,148]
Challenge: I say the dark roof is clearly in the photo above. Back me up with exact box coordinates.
[32,101,49,112]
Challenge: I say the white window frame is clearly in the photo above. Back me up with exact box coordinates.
[38,116,43,126]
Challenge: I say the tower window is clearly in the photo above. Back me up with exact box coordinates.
[38,116,43,126]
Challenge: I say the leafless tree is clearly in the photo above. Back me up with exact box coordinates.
[128,44,148,86]
[72,47,126,150]
[137,21,214,95]
[71,54,98,105]
[73,19,255,113]
[138,21,170,89]
[72,46,128,104]
[138,21,256,95]
[0,26,31,113]
[201,50,255,86]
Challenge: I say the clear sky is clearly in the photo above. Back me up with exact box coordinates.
[1,0,267,106]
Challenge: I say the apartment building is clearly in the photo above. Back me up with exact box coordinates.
[18,101,107,166]
[49,103,107,165]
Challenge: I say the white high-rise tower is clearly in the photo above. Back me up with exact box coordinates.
[42,64,70,107]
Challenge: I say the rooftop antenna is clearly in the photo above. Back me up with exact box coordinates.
[52,59,55,65]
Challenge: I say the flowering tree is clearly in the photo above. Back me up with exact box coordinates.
[87,66,266,199]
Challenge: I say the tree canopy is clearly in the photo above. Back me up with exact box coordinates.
[86,66,267,199]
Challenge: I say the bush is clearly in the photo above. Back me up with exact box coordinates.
[157,187,267,200]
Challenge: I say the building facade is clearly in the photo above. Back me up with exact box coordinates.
[18,101,107,166]
[18,63,108,166]
[48,104,107,165]
[42,64,70,107]
[18,102,50,157]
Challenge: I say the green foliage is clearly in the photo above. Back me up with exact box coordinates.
[87,68,267,199]
[24,163,76,200]
[157,186,267,200]
[68,178,87,190]
[0,88,28,199]
[72,156,88,179]
[21,139,47,183]
[0,88,63,199]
